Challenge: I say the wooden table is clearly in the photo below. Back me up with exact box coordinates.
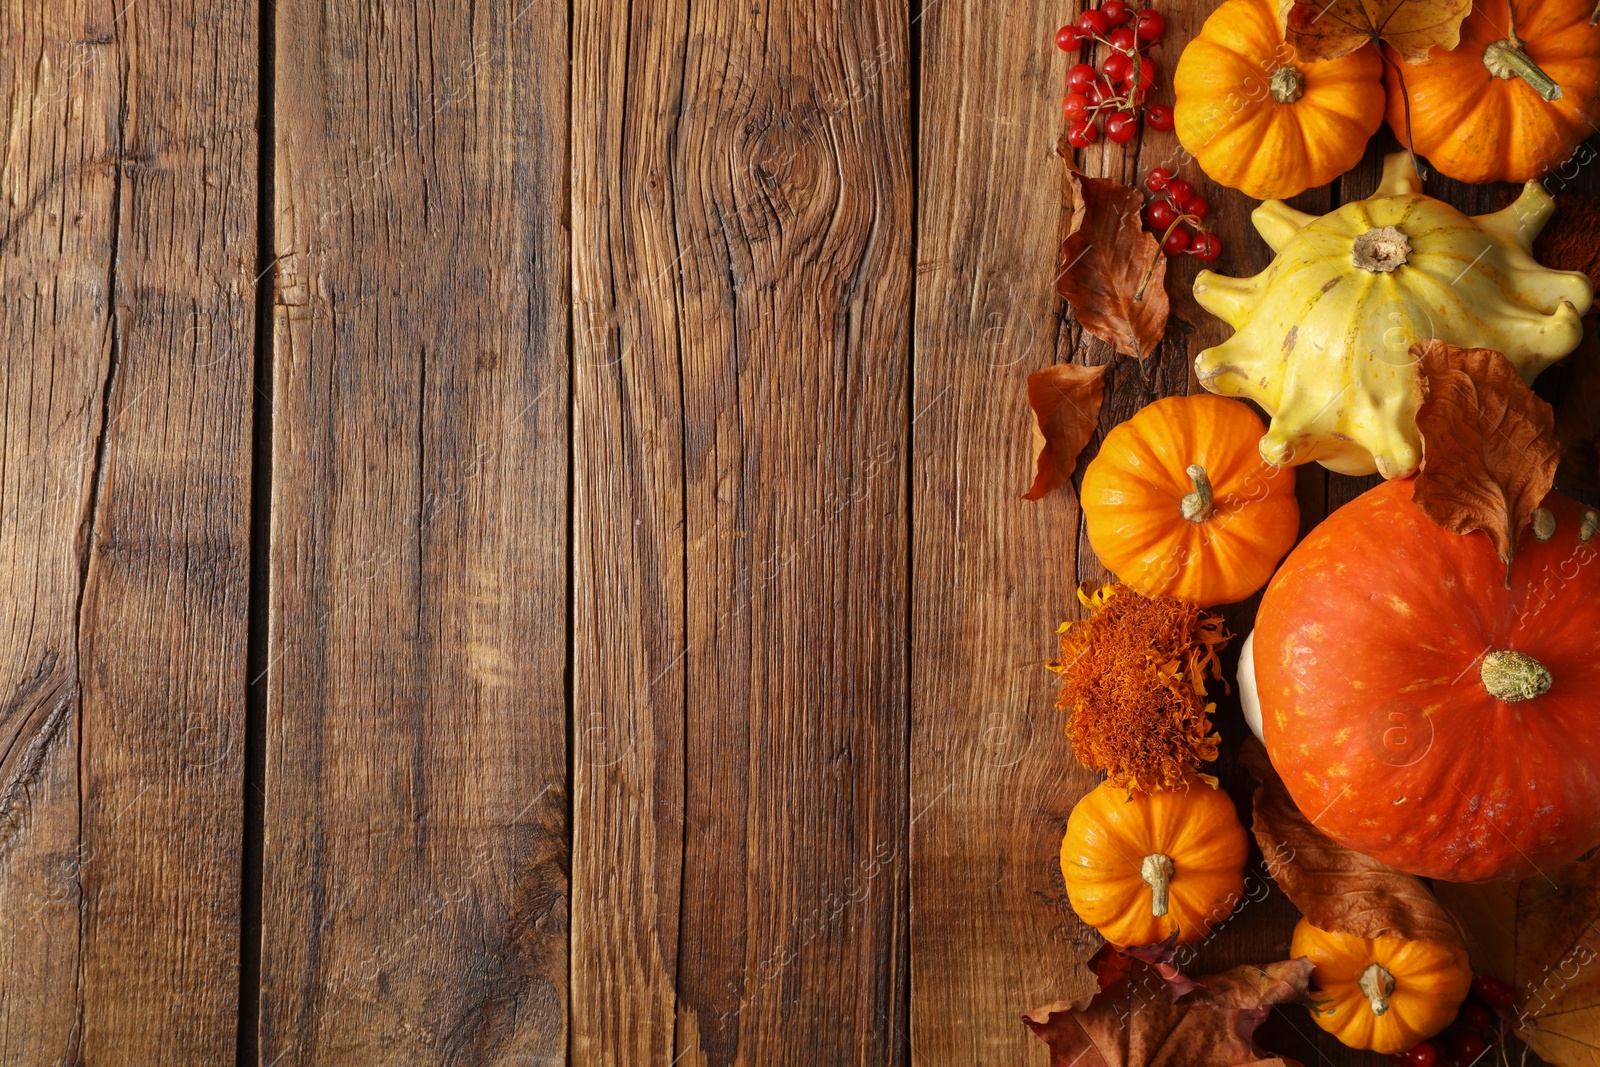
[1,0,1590,1063]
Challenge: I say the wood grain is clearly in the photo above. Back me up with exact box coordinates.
[259,1,570,1062]
[0,0,255,1061]
[570,0,914,1062]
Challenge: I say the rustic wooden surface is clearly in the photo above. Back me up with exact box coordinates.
[0,0,1594,1063]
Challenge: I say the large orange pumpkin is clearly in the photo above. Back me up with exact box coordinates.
[1175,0,1386,199]
[1255,478,1600,882]
[1385,0,1600,183]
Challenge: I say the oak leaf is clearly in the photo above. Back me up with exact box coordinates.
[1435,859,1600,1066]
[1058,169,1169,359]
[1411,340,1559,563]
[1024,362,1108,500]
[1024,951,1312,1067]
[1241,740,1466,953]
[1284,0,1470,63]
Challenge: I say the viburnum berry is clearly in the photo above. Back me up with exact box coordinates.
[1106,111,1139,143]
[1101,51,1133,83]
[1463,1003,1493,1030]
[1473,975,1516,1011]
[1067,119,1100,147]
[1145,166,1172,192]
[1187,195,1210,220]
[1162,227,1192,255]
[1123,56,1155,88]
[1056,24,1084,50]
[1146,199,1178,230]
[1405,1040,1438,1067]
[1135,8,1166,40]
[1191,232,1221,261]
[1067,62,1098,92]
[1102,0,1132,25]
[1083,80,1106,106]
[1453,1033,1486,1062]
[1109,25,1138,52]
[1166,178,1195,209]
[1063,92,1092,120]
[1145,103,1174,132]
[1077,8,1110,36]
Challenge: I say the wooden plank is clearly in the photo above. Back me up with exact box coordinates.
[259,1,571,1061]
[0,0,256,1062]
[569,0,914,1062]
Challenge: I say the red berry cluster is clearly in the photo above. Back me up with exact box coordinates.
[1143,166,1219,261]
[1056,2,1171,148]
[1389,975,1517,1067]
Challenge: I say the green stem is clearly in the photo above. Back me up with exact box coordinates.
[1484,38,1564,102]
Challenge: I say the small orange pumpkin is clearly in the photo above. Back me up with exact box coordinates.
[1061,780,1248,948]
[1292,919,1472,1054]
[1080,394,1299,607]
[1385,0,1600,182]
[1174,0,1386,199]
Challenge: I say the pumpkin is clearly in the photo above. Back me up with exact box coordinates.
[1174,0,1386,200]
[1194,151,1593,478]
[1080,395,1299,607]
[1291,918,1472,1054]
[1061,779,1249,947]
[1384,0,1600,183]
[1256,478,1600,882]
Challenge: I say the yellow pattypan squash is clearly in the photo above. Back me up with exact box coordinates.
[1192,152,1593,478]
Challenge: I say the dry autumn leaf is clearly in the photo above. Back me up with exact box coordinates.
[1241,740,1466,953]
[1024,363,1109,501]
[1024,952,1313,1067]
[1284,0,1471,63]
[1058,169,1169,360]
[1435,859,1600,1066]
[1411,340,1560,563]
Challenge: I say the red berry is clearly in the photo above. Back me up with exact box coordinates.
[1067,119,1099,148]
[1407,1041,1439,1067]
[1103,0,1132,25]
[1101,51,1133,82]
[1145,166,1173,192]
[1472,975,1516,1011]
[1192,232,1221,261]
[1123,56,1156,88]
[1077,8,1110,36]
[1187,195,1210,220]
[1464,1003,1493,1030]
[1454,1032,1487,1061]
[1146,199,1179,230]
[1106,111,1139,144]
[1083,81,1105,106]
[1063,92,1092,120]
[1167,178,1195,209]
[1162,227,1192,255]
[1056,24,1083,50]
[1109,25,1138,51]
[1068,62,1098,91]
[1135,8,1166,40]
[1146,103,1175,132]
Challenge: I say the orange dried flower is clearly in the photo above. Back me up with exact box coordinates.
[1048,583,1229,791]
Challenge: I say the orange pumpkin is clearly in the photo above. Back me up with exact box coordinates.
[1081,395,1299,607]
[1292,919,1472,1054]
[1175,0,1386,199]
[1385,0,1600,183]
[1061,780,1249,947]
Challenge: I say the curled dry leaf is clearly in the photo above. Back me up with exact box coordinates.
[1024,363,1109,501]
[1411,340,1560,563]
[1435,859,1600,1066]
[1284,0,1470,63]
[1058,169,1170,360]
[1241,740,1467,953]
[1024,951,1312,1067]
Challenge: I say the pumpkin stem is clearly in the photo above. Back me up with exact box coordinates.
[1481,649,1553,703]
[1358,963,1395,1017]
[1483,38,1563,103]
[1269,65,1304,105]
[1351,226,1411,273]
[1180,465,1215,523]
[1141,853,1175,918]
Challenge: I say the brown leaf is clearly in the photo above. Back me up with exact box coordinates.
[1024,363,1108,501]
[1241,740,1467,953]
[1555,326,1600,494]
[1435,859,1600,1066]
[1024,953,1312,1067]
[1411,340,1559,563]
[1284,0,1470,63]
[1058,169,1169,359]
